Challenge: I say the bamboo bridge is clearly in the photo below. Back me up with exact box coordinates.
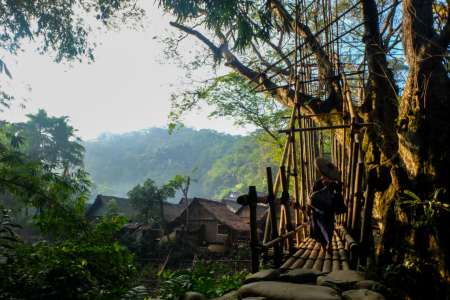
[234,0,380,274]
[237,81,373,273]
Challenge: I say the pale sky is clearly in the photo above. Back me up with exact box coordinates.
[0,2,254,141]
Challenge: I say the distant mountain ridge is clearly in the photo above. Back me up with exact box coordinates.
[83,127,277,202]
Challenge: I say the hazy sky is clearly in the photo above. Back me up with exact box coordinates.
[0,3,253,141]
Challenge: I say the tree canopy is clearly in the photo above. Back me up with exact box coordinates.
[11,109,86,169]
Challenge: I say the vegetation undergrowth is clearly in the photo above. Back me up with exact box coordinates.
[0,215,149,299]
[361,264,420,300]
[156,261,249,300]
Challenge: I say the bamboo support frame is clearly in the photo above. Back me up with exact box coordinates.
[244,0,379,271]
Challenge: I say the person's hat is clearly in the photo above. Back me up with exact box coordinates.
[315,158,341,181]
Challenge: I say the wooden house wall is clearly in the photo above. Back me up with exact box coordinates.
[236,207,250,218]
[180,202,228,243]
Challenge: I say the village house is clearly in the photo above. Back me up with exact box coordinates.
[220,191,268,212]
[85,195,186,234]
[221,191,240,201]
[235,204,268,239]
[235,204,269,224]
[178,197,193,205]
[220,199,241,212]
[259,205,297,233]
[174,197,252,245]
[85,195,133,221]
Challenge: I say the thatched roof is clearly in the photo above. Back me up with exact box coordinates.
[178,198,194,205]
[163,203,186,222]
[122,222,145,230]
[221,191,241,201]
[176,198,251,232]
[221,199,242,212]
[85,195,185,223]
[85,195,133,218]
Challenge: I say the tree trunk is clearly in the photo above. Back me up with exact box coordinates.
[371,0,450,295]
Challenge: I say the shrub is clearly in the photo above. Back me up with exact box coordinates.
[156,261,249,300]
[0,217,143,299]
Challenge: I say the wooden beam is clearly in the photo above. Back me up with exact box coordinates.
[279,123,372,133]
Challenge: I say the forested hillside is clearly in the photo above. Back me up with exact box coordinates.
[83,127,280,201]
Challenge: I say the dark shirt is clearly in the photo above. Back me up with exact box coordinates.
[309,179,335,244]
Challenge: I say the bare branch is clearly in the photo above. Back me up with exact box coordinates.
[383,22,402,51]
[169,21,312,108]
[251,42,291,76]
[380,0,399,37]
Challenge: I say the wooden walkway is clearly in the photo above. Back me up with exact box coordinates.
[280,231,351,272]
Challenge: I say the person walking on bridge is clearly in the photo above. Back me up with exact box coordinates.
[307,158,344,254]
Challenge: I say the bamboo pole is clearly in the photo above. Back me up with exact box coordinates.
[312,120,317,179]
[347,134,360,231]
[308,119,312,184]
[273,138,290,195]
[331,135,335,164]
[319,130,324,157]
[248,186,259,273]
[280,166,295,254]
[290,116,302,247]
[359,168,377,267]
[303,118,311,197]
[262,223,310,250]
[345,117,356,227]
[296,104,308,239]
[261,168,274,267]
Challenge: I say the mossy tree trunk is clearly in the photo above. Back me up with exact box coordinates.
[363,0,450,296]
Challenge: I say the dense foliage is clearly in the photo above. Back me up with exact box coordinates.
[83,127,280,200]
[156,261,249,300]
[127,178,176,233]
[0,113,146,299]
[14,109,86,169]
[0,217,141,299]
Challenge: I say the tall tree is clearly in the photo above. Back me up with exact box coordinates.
[169,167,198,231]
[158,0,450,293]
[127,178,176,235]
[16,109,85,170]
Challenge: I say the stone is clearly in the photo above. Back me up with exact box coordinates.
[237,281,342,300]
[211,290,238,300]
[180,292,208,300]
[279,269,324,284]
[341,289,386,300]
[354,280,381,290]
[243,269,281,284]
[242,297,267,300]
[317,270,366,288]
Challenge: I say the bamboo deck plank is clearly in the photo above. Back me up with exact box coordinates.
[290,258,307,269]
[312,249,325,270]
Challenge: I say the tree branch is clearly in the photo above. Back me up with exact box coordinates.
[169,21,312,108]
[250,42,291,76]
[380,0,399,37]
